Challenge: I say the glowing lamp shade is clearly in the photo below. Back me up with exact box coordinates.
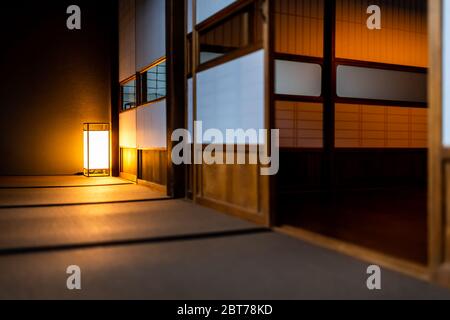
[83,123,110,176]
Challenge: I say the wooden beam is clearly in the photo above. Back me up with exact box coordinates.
[166,0,187,198]
[428,0,444,273]
[110,0,120,177]
[323,0,337,190]
[268,0,277,227]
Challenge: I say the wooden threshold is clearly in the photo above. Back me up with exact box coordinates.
[276,225,430,282]
[119,172,137,183]
[196,197,268,226]
[137,179,167,195]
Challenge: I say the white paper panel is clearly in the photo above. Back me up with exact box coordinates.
[119,109,137,148]
[196,0,236,24]
[197,50,265,144]
[119,0,136,81]
[84,131,109,170]
[136,0,165,71]
[187,0,193,33]
[137,101,167,149]
[275,60,322,97]
[337,65,427,103]
[444,0,450,147]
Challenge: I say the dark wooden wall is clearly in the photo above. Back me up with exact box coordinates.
[278,149,427,193]
[139,150,168,186]
[0,0,117,175]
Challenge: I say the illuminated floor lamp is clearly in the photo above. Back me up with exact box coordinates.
[83,123,110,177]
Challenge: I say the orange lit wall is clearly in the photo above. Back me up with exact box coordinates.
[274,0,324,57]
[335,0,428,148]
[274,0,324,149]
[274,0,428,149]
[335,104,427,148]
[276,102,324,148]
[336,0,428,67]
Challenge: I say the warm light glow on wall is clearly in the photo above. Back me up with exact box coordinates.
[83,123,110,176]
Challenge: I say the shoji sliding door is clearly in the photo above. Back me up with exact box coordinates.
[334,0,428,188]
[335,0,428,147]
[189,0,271,224]
[272,0,428,211]
[272,0,429,224]
[274,0,325,192]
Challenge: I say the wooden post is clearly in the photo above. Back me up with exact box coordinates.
[166,0,187,198]
[323,0,337,191]
[428,0,445,278]
[110,0,120,177]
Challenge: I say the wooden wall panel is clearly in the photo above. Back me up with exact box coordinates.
[336,0,428,67]
[275,101,323,148]
[199,149,260,215]
[274,0,324,57]
[278,151,324,191]
[334,149,427,187]
[200,13,248,50]
[119,0,136,81]
[140,149,168,186]
[278,149,427,191]
[335,104,428,148]
[446,163,450,262]
[196,146,264,218]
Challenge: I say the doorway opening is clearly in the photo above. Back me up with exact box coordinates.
[119,59,169,196]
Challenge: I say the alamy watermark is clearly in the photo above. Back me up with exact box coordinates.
[171,121,280,176]
[65,4,381,31]
[366,265,382,290]
[66,5,81,30]
[66,265,81,290]
[367,5,382,30]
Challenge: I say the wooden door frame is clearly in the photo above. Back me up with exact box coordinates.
[188,0,272,226]
[428,0,450,285]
